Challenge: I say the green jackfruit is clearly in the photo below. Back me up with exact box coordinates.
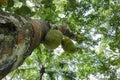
[44,30,63,49]
[61,36,76,53]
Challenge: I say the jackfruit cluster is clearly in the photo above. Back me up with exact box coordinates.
[44,30,77,53]
[61,36,77,53]
[44,30,63,49]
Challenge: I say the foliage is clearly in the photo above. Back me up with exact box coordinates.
[1,0,120,80]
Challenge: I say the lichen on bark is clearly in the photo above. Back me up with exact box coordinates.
[0,11,50,79]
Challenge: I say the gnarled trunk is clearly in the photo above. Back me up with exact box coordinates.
[0,11,50,79]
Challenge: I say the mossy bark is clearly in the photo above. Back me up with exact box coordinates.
[0,11,50,79]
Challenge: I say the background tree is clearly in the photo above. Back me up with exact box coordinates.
[0,0,120,80]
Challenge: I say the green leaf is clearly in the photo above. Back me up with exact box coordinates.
[15,6,31,17]
[7,0,14,7]
[19,0,26,4]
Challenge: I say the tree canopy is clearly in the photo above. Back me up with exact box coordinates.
[0,0,120,80]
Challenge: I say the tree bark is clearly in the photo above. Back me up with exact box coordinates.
[0,11,50,79]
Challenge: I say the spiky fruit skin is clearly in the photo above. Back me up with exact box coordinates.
[44,30,63,49]
[61,36,76,53]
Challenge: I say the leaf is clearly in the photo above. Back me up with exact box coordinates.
[0,0,7,6]
[19,0,26,4]
[7,0,14,7]
[15,6,31,17]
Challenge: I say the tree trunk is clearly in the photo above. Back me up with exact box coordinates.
[0,11,50,79]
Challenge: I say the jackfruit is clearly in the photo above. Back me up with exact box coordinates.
[61,36,76,53]
[44,30,63,49]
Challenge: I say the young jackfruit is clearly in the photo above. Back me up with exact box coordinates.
[61,36,77,53]
[44,30,63,49]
